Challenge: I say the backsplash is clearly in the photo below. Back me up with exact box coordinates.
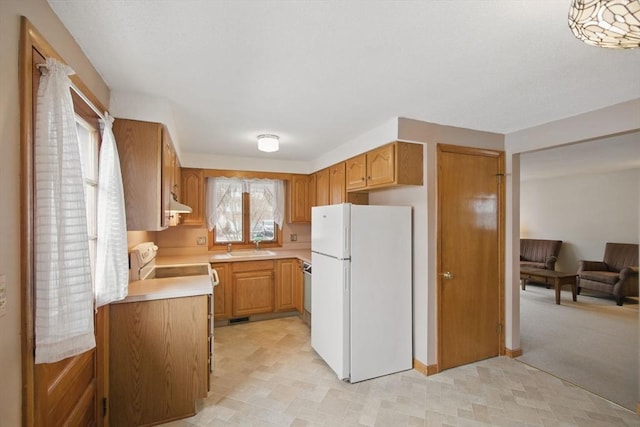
[127,230,156,249]
[154,222,311,257]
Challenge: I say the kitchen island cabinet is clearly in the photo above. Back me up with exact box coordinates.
[109,294,209,427]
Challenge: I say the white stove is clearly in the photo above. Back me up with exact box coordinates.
[129,242,159,281]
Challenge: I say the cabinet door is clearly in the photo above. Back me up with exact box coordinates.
[308,173,317,208]
[346,154,366,191]
[110,296,208,426]
[294,259,303,313]
[315,168,330,206]
[288,175,311,223]
[366,144,395,188]
[213,263,232,320]
[161,129,174,228]
[115,119,167,231]
[232,270,274,316]
[275,259,296,312]
[329,162,346,204]
[181,168,205,226]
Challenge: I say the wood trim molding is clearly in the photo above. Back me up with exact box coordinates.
[413,359,438,376]
[19,17,108,427]
[504,347,523,358]
[203,169,294,181]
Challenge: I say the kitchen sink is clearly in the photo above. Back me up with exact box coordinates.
[225,250,277,258]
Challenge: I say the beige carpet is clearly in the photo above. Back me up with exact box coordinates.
[518,283,639,412]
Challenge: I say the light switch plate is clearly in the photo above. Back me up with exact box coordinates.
[0,274,6,317]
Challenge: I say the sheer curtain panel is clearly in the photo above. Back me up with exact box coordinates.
[206,177,285,233]
[95,114,128,307]
[34,58,95,363]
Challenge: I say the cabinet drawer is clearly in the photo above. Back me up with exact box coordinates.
[231,260,275,272]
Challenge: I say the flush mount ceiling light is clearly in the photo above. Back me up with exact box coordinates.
[568,0,640,49]
[257,134,279,152]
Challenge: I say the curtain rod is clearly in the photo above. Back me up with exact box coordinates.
[36,62,106,122]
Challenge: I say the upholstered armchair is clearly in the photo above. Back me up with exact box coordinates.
[520,239,563,270]
[577,243,639,306]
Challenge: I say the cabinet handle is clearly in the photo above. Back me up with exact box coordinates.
[361,177,365,181]
[367,176,371,180]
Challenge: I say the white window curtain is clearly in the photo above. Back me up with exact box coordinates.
[206,177,284,232]
[94,114,128,307]
[34,57,95,363]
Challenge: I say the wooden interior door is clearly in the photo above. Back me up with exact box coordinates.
[437,144,504,371]
[21,19,107,427]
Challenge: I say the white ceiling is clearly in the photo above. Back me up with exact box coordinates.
[47,1,640,164]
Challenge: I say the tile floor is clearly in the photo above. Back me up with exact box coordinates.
[162,317,638,427]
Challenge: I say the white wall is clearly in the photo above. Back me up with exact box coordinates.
[520,168,640,272]
[505,98,640,405]
[0,0,110,425]
[369,146,430,364]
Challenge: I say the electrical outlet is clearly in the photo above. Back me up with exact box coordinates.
[290,234,297,242]
[0,275,6,317]
[196,236,207,245]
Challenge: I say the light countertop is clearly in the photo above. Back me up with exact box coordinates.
[118,248,311,304]
[116,274,213,304]
[156,248,311,265]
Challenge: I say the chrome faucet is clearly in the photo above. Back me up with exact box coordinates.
[227,243,232,253]
[254,240,260,251]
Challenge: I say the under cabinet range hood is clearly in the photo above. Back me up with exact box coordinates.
[168,191,192,213]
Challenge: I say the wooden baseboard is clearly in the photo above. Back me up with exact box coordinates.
[413,359,438,376]
[505,347,523,358]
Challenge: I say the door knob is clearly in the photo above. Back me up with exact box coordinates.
[442,272,453,280]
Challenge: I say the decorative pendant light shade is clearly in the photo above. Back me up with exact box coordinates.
[568,0,640,49]
[257,134,279,152]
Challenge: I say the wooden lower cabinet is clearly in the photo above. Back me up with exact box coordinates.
[109,295,209,427]
[213,263,232,320]
[275,258,303,313]
[213,259,304,320]
[232,260,275,317]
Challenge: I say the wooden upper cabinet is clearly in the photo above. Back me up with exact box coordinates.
[347,142,423,192]
[308,173,316,209]
[114,118,177,231]
[329,162,346,204]
[315,168,330,206]
[162,133,174,220]
[346,154,367,191]
[366,143,395,187]
[287,174,311,223]
[180,168,205,226]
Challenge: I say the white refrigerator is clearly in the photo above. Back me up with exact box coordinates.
[311,203,412,383]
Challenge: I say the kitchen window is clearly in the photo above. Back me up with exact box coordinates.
[76,115,99,272]
[207,177,284,248]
